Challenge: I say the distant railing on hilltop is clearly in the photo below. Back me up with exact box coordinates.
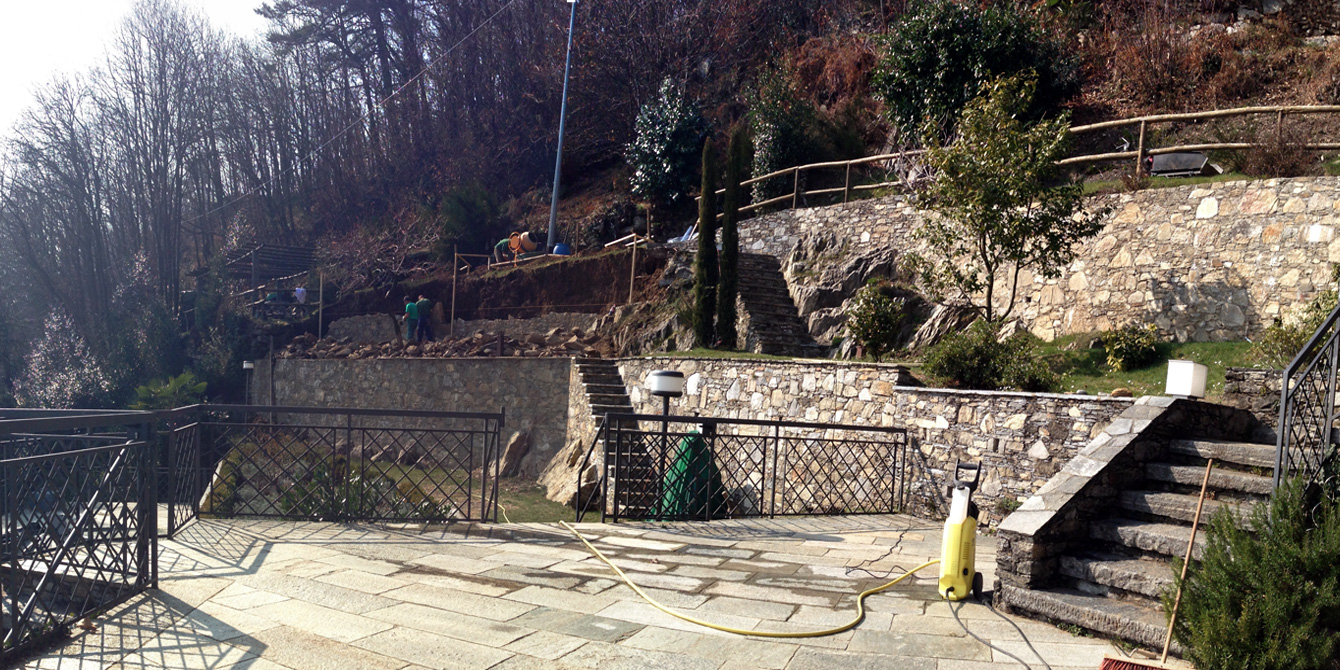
[698,104,1340,218]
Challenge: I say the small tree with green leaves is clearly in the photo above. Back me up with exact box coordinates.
[913,74,1107,323]
[748,64,818,203]
[716,124,748,349]
[845,281,906,362]
[626,80,710,208]
[694,139,720,348]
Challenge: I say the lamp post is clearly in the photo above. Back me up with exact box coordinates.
[645,370,685,518]
[546,0,579,253]
[242,361,255,406]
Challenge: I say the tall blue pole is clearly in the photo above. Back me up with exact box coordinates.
[547,0,578,252]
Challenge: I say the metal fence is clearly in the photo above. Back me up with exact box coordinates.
[166,405,506,525]
[1,411,157,658]
[576,414,910,523]
[1276,304,1340,499]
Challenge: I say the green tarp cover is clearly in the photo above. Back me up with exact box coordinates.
[653,430,726,519]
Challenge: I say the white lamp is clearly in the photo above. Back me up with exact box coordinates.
[242,361,255,370]
[1165,360,1208,398]
[645,370,686,398]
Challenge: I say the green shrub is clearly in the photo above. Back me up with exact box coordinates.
[626,80,709,207]
[748,64,820,203]
[923,321,1057,391]
[1103,323,1162,372]
[1253,278,1339,369]
[1171,476,1340,669]
[129,371,207,410]
[845,281,907,362]
[871,0,1077,138]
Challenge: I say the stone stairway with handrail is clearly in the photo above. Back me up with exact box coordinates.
[999,429,1274,651]
[735,253,827,358]
[573,359,657,518]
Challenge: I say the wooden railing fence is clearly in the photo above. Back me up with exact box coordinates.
[695,104,1340,220]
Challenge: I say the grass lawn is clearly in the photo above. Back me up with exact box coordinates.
[1038,337,1255,398]
[497,479,574,523]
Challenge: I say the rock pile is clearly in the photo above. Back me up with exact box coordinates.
[276,327,605,359]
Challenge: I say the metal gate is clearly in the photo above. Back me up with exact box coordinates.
[161,405,506,525]
[576,413,909,522]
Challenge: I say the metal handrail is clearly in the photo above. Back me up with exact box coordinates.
[1275,300,1340,494]
[573,415,609,523]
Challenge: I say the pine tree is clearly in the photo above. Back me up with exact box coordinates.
[694,139,720,348]
[716,125,747,350]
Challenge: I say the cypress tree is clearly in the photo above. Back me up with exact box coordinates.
[716,124,747,349]
[694,139,719,348]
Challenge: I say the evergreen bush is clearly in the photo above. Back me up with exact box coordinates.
[923,320,1057,391]
[748,64,819,204]
[1103,323,1162,372]
[716,124,749,349]
[626,80,709,207]
[1171,476,1340,670]
[871,0,1077,138]
[693,139,720,348]
[845,281,907,362]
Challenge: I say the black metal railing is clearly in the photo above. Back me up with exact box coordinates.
[1276,303,1340,498]
[576,413,909,523]
[173,405,505,524]
[1,411,157,659]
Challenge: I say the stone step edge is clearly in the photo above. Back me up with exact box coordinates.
[1058,555,1174,601]
[1144,463,1273,496]
[998,585,1174,654]
[1090,518,1205,562]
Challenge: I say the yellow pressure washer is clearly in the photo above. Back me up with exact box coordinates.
[939,460,984,601]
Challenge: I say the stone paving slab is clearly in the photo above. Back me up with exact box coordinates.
[24,515,1123,669]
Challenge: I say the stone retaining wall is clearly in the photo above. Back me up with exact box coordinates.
[1222,366,1283,441]
[253,357,574,477]
[616,357,1133,523]
[742,177,1340,342]
[327,312,599,345]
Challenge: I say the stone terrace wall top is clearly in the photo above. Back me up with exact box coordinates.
[741,176,1340,341]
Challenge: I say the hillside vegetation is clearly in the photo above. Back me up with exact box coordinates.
[1,0,1336,406]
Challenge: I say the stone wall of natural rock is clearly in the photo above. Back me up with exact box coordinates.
[326,311,600,346]
[742,177,1340,342]
[256,357,575,477]
[617,357,1133,523]
[1222,366,1284,441]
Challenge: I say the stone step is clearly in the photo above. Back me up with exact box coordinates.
[1144,463,1273,497]
[1059,554,1175,600]
[591,404,636,417]
[999,584,1173,652]
[581,374,626,387]
[1090,518,1205,562]
[586,393,632,406]
[1119,491,1254,528]
[585,384,628,396]
[1169,439,1276,470]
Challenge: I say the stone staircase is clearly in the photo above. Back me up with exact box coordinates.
[574,359,658,518]
[736,253,826,358]
[1001,436,1273,650]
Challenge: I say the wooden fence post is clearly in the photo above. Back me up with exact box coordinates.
[450,245,458,339]
[792,168,801,209]
[1135,120,1146,177]
[844,162,852,204]
[1276,109,1284,144]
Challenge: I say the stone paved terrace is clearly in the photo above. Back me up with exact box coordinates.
[23,516,1155,670]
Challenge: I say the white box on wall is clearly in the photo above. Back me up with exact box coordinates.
[1165,360,1208,398]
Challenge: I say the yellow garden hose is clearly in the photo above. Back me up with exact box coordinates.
[559,520,940,638]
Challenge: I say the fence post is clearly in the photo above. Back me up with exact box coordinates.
[769,423,781,518]
[167,427,177,538]
[6,457,20,644]
[791,168,801,209]
[1134,120,1146,177]
[843,163,852,204]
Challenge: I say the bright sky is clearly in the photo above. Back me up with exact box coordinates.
[0,0,270,135]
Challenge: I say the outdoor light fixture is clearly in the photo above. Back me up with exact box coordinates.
[1165,360,1208,399]
[243,360,255,406]
[242,361,255,370]
[645,370,686,398]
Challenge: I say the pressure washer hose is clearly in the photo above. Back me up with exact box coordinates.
[559,520,939,638]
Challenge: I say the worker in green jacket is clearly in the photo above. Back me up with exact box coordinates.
[402,296,418,341]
